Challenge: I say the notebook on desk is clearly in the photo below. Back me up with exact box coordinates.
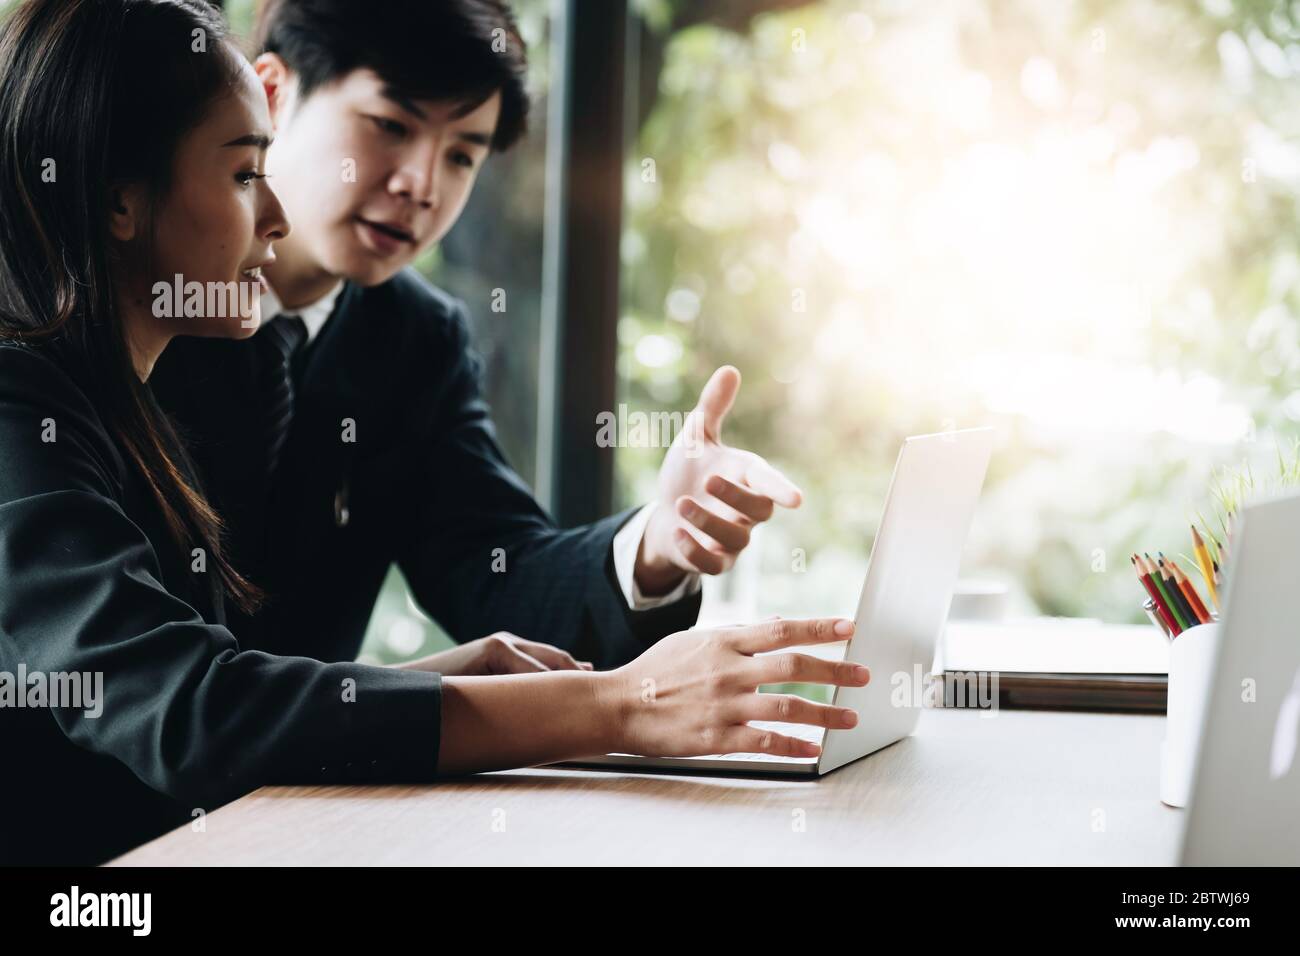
[938,618,1169,712]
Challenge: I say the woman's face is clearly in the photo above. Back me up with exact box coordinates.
[136,54,291,337]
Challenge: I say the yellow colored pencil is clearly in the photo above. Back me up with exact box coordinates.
[1191,525,1219,611]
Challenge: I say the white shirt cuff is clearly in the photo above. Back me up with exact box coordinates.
[612,502,702,610]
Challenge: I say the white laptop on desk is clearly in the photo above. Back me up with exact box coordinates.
[1180,492,1300,865]
[566,427,994,777]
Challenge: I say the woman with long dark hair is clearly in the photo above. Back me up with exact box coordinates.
[0,0,865,866]
[0,0,394,865]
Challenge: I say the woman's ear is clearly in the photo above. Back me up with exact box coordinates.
[254,52,295,130]
[108,183,143,242]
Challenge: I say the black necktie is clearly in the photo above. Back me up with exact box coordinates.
[256,314,308,480]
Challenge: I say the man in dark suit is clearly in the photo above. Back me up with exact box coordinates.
[153,0,803,671]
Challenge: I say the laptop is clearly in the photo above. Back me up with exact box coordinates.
[1180,492,1300,865]
[569,427,994,776]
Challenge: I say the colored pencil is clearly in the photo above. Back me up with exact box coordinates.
[1156,554,1198,628]
[1190,525,1219,611]
[1166,556,1210,624]
[1145,553,1190,631]
[1136,553,1178,634]
[1140,553,1186,633]
[1133,555,1179,635]
[1158,552,1201,625]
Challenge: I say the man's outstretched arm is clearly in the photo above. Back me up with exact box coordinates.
[397,307,800,669]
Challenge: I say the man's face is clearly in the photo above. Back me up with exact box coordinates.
[260,61,499,287]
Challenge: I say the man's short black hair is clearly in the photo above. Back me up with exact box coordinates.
[255,0,529,151]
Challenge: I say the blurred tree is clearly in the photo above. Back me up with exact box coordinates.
[614,0,1300,622]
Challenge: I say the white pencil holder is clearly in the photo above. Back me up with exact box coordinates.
[1159,622,1221,808]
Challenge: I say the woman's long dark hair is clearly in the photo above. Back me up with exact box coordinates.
[0,0,261,612]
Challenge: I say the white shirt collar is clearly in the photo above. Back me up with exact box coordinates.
[260,280,346,343]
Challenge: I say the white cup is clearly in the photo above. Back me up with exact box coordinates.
[1160,621,1221,808]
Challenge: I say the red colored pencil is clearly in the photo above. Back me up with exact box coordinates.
[1132,554,1179,635]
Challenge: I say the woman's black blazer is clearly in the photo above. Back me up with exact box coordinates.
[0,341,442,865]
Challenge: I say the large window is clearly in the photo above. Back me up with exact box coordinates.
[616,0,1300,625]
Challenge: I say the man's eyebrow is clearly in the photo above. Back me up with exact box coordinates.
[380,85,427,120]
[221,133,273,149]
[458,131,492,147]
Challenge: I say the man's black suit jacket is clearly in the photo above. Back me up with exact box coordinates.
[151,268,700,670]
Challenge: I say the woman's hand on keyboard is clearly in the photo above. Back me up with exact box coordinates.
[598,617,869,758]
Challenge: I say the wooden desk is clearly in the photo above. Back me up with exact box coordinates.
[110,708,1182,866]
